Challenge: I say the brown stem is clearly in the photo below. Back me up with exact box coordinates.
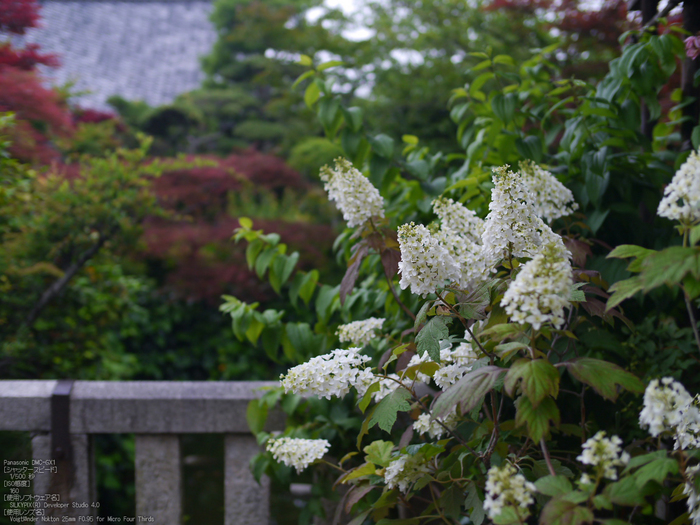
[24,232,111,328]
[683,287,700,354]
[540,439,557,477]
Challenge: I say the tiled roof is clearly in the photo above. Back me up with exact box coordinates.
[11,1,217,110]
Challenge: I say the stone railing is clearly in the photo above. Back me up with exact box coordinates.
[0,380,283,525]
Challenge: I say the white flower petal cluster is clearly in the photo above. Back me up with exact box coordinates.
[518,160,578,223]
[337,318,385,346]
[373,374,400,402]
[405,351,434,384]
[500,241,573,330]
[413,408,460,439]
[484,463,536,520]
[684,465,700,525]
[577,431,630,481]
[676,395,700,450]
[280,348,373,399]
[398,222,460,297]
[639,377,693,437]
[384,454,431,493]
[319,157,385,227]
[432,197,485,244]
[434,227,491,289]
[433,335,480,391]
[267,437,330,473]
[657,150,700,223]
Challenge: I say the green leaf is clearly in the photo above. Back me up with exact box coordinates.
[491,93,516,124]
[317,60,344,71]
[539,497,594,525]
[238,217,253,229]
[339,462,376,483]
[369,134,395,158]
[605,476,647,506]
[415,316,450,362]
[342,107,363,132]
[304,81,321,108]
[298,270,319,305]
[292,69,315,89]
[504,358,559,407]
[440,484,463,521]
[375,519,420,525]
[493,54,516,66]
[606,275,644,310]
[536,475,573,497]
[402,134,419,145]
[255,247,278,278]
[692,125,700,150]
[369,387,412,433]
[298,54,313,66]
[465,483,485,525]
[514,395,559,442]
[359,382,380,413]
[315,284,339,324]
[633,457,678,487]
[607,244,655,260]
[564,358,644,402]
[364,440,394,467]
[414,301,432,329]
[246,400,268,434]
[433,366,506,418]
[245,238,264,270]
[640,246,700,291]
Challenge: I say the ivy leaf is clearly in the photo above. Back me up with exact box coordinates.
[363,440,394,467]
[514,396,559,442]
[433,366,506,418]
[539,497,594,525]
[369,388,412,433]
[504,358,559,407]
[415,316,450,362]
[564,358,644,402]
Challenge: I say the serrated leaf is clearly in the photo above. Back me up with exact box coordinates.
[606,275,644,310]
[338,462,376,483]
[504,358,559,407]
[633,457,678,487]
[433,366,506,418]
[564,358,643,402]
[604,476,647,506]
[539,497,594,525]
[607,244,655,260]
[536,475,572,497]
[640,246,700,291]
[465,483,485,525]
[414,301,432,329]
[364,440,394,467]
[415,316,450,362]
[358,382,380,413]
[369,387,412,433]
[514,395,559,442]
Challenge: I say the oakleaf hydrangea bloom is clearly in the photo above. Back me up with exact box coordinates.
[432,197,485,244]
[484,463,536,520]
[405,351,434,384]
[482,165,551,265]
[684,465,700,525]
[398,222,460,297]
[319,158,385,227]
[280,348,373,399]
[337,318,385,346]
[577,431,629,482]
[500,241,573,330]
[413,408,460,439]
[657,150,700,223]
[639,377,693,437]
[384,454,431,493]
[434,228,491,289]
[518,160,578,223]
[373,374,400,402]
[675,394,700,450]
[266,437,330,473]
[433,333,481,390]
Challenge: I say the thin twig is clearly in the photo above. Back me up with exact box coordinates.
[540,439,557,477]
[683,288,700,354]
[640,0,681,33]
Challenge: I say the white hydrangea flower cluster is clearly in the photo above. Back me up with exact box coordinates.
[483,463,536,520]
[337,317,385,346]
[266,437,330,473]
[639,377,693,437]
[684,465,700,525]
[397,222,460,297]
[373,374,400,402]
[639,377,700,450]
[577,431,630,482]
[518,160,578,223]
[413,408,460,439]
[384,454,431,493]
[280,348,374,399]
[432,197,485,244]
[319,158,385,227]
[657,150,700,223]
[500,241,573,330]
[434,227,491,289]
[433,335,481,391]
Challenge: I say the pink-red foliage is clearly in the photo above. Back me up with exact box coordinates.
[0,67,73,164]
[223,149,308,191]
[0,42,59,70]
[73,108,118,125]
[0,0,40,34]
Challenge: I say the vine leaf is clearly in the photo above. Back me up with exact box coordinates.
[514,396,559,442]
[369,388,411,433]
[504,358,560,407]
[539,497,594,525]
[563,358,644,402]
[415,316,450,362]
